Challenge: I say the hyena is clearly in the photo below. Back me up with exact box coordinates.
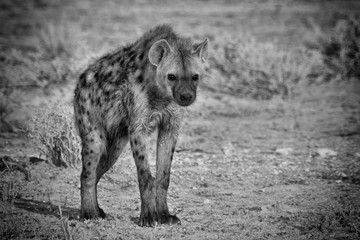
[74,24,208,227]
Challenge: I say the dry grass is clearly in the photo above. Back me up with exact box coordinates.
[27,101,81,168]
[318,200,360,238]
[0,17,81,131]
[322,15,360,80]
[37,21,75,60]
[305,14,360,81]
[0,217,29,240]
[0,182,27,239]
[59,205,74,240]
[0,182,20,204]
[3,19,79,87]
[0,82,21,131]
[207,32,323,100]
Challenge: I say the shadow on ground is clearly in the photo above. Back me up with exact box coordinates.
[12,198,79,220]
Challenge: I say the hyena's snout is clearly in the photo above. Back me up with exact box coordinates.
[175,88,196,107]
[180,91,194,103]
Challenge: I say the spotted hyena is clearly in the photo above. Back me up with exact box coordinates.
[74,24,208,227]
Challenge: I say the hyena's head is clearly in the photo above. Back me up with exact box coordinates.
[148,37,209,107]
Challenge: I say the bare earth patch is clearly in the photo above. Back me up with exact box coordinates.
[1,81,360,239]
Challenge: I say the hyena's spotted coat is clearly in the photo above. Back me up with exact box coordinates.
[74,24,208,227]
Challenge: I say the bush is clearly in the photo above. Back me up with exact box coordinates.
[22,20,78,88]
[321,15,360,80]
[37,21,74,60]
[27,102,81,168]
[0,19,79,131]
[0,52,23,132]
[207,33,321,99]
[0,81,21,132]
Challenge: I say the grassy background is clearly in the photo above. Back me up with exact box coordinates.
[1,0,359,122]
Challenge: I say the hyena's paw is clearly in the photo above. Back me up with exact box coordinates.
[138,210,157,227]
[158,214,181,225]
[80,206,106,220]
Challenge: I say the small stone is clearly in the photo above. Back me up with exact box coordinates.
[339,172,347,178]
[273,170,281,175]
[254,189,265,193]
[222,142,235,157]
[316,148,338,158]
[203,199,211,204]
[275,147,294,156]
[261,205,271,213]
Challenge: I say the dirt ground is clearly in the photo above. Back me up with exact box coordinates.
[1,0,360,239]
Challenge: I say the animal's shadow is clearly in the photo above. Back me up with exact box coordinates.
[12,198,79,220]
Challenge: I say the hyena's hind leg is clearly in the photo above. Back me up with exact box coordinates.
[80,125,107,219]
[96,135,129,181]
[79,128,107,219]
[80,129,129,219]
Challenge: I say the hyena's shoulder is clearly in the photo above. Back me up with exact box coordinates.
[78,50,131,88]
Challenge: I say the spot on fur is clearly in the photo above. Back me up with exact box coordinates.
[133,150,139,158]
[137,75,144,84]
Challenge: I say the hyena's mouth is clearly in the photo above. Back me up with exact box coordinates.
[177,101,193,107]
[174,96,196,107]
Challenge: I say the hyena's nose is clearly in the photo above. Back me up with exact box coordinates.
[179,92,193,102]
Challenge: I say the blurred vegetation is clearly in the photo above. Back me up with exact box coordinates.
[0,0,359,144]
[0,79,21,132]
[321,15,360,80]
[207,33,323,99]
[0,18,79,130]
[304,14,360,81]
[206,13,360,99]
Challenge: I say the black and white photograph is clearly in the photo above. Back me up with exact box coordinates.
[0,0,359,239]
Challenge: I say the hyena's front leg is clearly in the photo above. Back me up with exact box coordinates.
[130,132,156,227]
[155,124,181,225]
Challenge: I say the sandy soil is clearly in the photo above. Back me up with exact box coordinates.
[1,0,360,239]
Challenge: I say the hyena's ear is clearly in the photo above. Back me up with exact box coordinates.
[192,38,209,63]
[149,39,172,66]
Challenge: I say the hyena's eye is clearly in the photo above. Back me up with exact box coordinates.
[167,74,177,81]
[192,74,200,81]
